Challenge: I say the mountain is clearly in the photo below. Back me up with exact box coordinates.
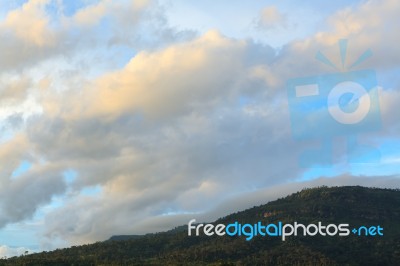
[2,186,400,265]
[108,235,144,241]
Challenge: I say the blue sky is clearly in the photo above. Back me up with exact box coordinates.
[0,0,399,257]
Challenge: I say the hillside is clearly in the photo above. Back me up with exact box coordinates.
[2,186,400,265]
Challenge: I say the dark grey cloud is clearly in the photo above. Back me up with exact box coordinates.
[0,166,66,227]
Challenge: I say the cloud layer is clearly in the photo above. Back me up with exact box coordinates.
[0,0,398,249]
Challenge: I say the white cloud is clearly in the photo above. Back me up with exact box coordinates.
[256,6,287,30]
[1,0,55,47]
[0,245,35,259]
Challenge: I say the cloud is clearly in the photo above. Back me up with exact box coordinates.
[0,0,62,72]
[44,174,400,243]
[71,0,109,27]
[255,6,287,30]
[72,0,151,27]
[0,0,188,72]
[0,245,35,259]
[69,30,248,119]
[1,0,55,47]
[379,88,400,136]
[0,76,31,101]
[313,0,400,69]
[0,134,66,226]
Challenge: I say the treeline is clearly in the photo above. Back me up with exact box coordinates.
[2,186,400,265]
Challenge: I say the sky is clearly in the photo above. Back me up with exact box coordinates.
[0,0,399,257]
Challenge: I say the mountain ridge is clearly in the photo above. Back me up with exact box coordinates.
[2,185,400,265]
